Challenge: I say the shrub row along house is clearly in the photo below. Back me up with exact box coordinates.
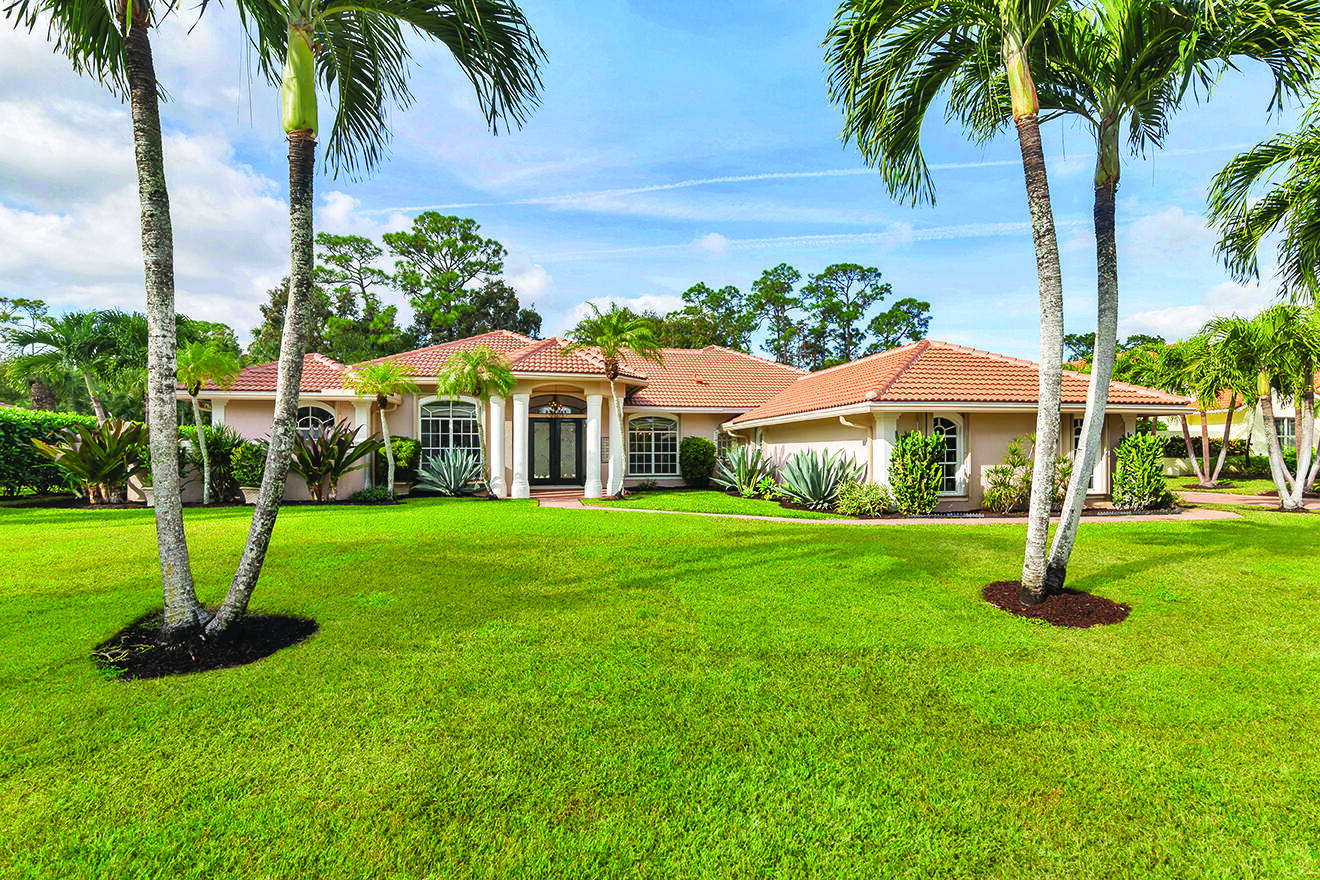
[184,331,1187,510]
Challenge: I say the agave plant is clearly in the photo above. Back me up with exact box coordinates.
[712,444,776,497]
[290,419,380,502]
[415,449,483,496]
[777,449,865,510]
[30,418,146,503]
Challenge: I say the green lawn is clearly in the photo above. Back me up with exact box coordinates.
[582,488,846,519]
[2,499,1318,878]
[1177,477,1281,495]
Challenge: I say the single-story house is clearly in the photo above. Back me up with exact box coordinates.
[186,331,1189,510]
[1180,380,1320,456]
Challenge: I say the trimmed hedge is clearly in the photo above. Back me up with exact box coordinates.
[0,408,98,495]
[679,437,717,487]
[1161,436,1250,458]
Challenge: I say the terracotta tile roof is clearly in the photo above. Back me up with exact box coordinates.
[625,346,805,409]
[730,340,1188,424]
[506,336,648,380]
[1201,374,1320,412]
[192,353,349,393]
[356,330,536,375]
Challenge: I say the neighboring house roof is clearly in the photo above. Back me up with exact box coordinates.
[1200,374,1320,413]
[191,352,349,393]
[729,340,1188,425]
[625,346,805,409]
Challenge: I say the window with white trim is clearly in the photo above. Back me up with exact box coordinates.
[420,400,479,465]
[1072,417,1096,490]
[715,431,735,461]
[1276,417,1296,449]
[297,405,335,437]
[628,416,679,476]
[932,416,961,494]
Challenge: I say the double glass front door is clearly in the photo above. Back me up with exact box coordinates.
[529,417,585,485]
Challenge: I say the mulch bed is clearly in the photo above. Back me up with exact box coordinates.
[983,580,1130,629]
[1182,482,1238,490]
[92,611,318,681]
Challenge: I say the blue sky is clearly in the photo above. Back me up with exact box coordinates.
[0,0,1296,359]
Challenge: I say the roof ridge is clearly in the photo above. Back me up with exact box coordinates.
[702,345,806,373]
[507,336,560,363]
[872,339,930,400]
[794,340,924,384]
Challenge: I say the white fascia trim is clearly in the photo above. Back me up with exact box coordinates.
[626,406,750,414]
[725,400,1187,430]
[174,389,359,401]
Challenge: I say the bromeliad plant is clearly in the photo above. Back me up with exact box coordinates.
[30,418,146,504]
[713,444,776,497]
[415,449,483,496]
[290,419,381,502]
[777,449,865,509]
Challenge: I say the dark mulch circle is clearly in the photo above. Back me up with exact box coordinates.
[1182,482,1238,490]
[983,580,1130,629]
[92,611,318,681]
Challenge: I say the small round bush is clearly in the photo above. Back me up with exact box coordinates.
[835,480,890,516]
[679,436,717,487]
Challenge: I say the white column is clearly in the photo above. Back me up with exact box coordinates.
[211,398,227,427]
[1121,414,1138,439]
[584,393,603,498]
[608,395,625,495]
[873,413,899,490]
[354,401,373,488]
[511,393,530,499]
[488,396,507,498]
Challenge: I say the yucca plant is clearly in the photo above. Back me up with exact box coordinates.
[290,419,379,501]
[31,418,146,504]
[712,444,776,497]
[778,449,865,509]
[415,449,483,496]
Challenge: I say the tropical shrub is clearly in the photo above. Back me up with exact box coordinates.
[1160,436,1250,458]
[980,434,1074,513]
[713,444,775,497]
[753,475,781,499]
[231,441,268,488]
[635,479,659,491]
[181,424,247,502]
[778,449,864,509]
[415,449,483,496]
[0,407,98,495]
[1113,433,1174,511]
[30,418,146,503]
[291,420,380,501]
[347,485,394,503]
[679,436,717,487]
[888,431,944,516]
[835,479,890,516]
[373,437,421,484]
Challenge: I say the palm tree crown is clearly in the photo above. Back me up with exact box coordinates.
[564,303,665,379]
[176,340,241,397]
[435,345,514,402]
[345,359,421,407]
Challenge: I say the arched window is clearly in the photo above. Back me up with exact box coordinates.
[420,400,479,465]
[932,416,962,494]
[628,416,679,476]
[297,405,335,437]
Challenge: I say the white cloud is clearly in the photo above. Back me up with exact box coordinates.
[1120,279,1273,339]
[564,294,686,328]
[694,232,729,256]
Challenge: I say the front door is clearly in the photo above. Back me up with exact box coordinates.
[529,417,585,485]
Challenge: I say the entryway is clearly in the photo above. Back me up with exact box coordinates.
[529,416,585,486]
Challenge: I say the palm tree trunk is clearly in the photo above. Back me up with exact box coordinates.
[1290,379,1315,506]
[1209,394,1237,485]
[1179,416,1208,485]
[1014,111,1065,607]
[1199,412,1212,482]
[205,131,316,636]
[123,14,209,636]
[82,371,109,424]
[1258,392,1297,507]
[380,406,396,499]
[607,380,624,496]
[190,395,212,504]
[1045,171,1117,592]
[476,399,492,496]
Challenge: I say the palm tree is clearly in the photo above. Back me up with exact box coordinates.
[176,340,241,504]
[204,0,544,637]
[826,0,1066,604]
[1034,0,1319,591]
[6,0,210,635]
[435,346,515,497]
[1205,306,1320,509]
[7,312,116,423]
[565,303,665,497]
[344,359,420,499]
